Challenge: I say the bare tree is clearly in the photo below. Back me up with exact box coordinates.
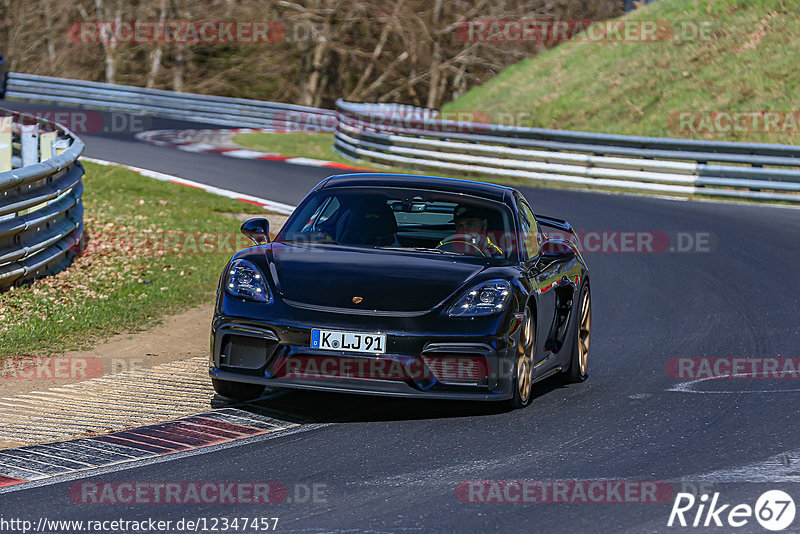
[145,0,167,87]
[92,0,123,83]
[0,0,624,106]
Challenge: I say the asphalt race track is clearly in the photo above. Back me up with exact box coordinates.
[2,102,800,532]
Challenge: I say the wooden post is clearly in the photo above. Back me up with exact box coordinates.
[39,131,57,161]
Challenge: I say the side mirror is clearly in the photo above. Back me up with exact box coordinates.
[241,218,270,245]
[539,237,575,259]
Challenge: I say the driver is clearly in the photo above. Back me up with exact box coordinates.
[438,204,503,256]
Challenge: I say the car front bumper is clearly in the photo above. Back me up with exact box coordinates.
[209,311,519,401]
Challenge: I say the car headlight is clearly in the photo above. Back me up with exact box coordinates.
[225,259,271,302]
[448,279,512,317]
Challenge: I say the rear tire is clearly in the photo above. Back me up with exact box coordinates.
[507,307,535,409]
[564,281,591,383]
[211,378,265,401]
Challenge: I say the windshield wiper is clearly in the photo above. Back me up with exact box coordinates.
[282,239,341,245]
[415,247,458,255]
[379,246,459,255]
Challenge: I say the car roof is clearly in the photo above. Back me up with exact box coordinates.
[318,173,515,203]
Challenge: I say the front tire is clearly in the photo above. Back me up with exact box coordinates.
[564,281,591,383]
[507,307,535,409]
[211,378,265,401]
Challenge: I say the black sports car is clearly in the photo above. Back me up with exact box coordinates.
[210,173,591,408]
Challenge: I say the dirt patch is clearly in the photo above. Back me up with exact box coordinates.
[1,304,213,398]
[736,12,775,55]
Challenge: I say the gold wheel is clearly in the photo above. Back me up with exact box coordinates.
[516,308,534,403]
[578,290,591,377]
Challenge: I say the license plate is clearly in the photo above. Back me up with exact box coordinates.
[311,329,386,354]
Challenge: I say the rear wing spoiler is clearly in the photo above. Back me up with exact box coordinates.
[535,214,574,233]
[535,214,583,258]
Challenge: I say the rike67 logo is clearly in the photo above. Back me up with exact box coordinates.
[668,490,796,531]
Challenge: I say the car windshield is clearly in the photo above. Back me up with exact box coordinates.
[276,186,519,263]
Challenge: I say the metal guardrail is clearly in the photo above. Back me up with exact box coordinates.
[334,100,800,203]
[5,72,335,129]
[7,74,800,203]
[0,108,85,289]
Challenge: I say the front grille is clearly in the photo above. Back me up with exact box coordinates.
[219,334,278,370]
[422,354,488,386]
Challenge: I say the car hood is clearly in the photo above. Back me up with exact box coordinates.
[256,243,487,313]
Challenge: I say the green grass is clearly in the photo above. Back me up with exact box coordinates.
[231,131,556,186]
[232,132,359,165]
[0,162,269,358]
[232,131,488,178]
[444,0,800,145]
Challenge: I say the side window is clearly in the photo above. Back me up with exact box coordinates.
[299,196,340,233]
[315,197,340,227]
[519,201,541,258]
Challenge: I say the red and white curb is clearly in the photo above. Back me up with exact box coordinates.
[135,128,371,171]
[0,354,304,489]
[82,157,297,215]
[0,408,300,489]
